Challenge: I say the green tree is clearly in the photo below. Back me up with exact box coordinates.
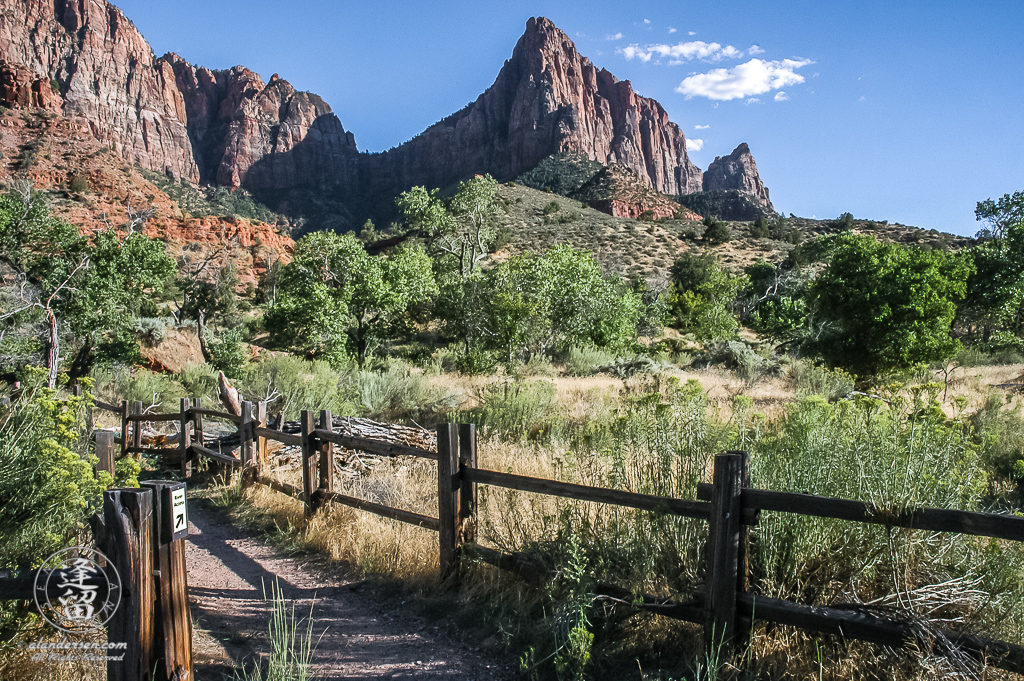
[808,234,972,375]
[957,191,1024,343]
[265,232,436,365]
[668,252,744,340]
[702,215,732,245]
[0,188,173,385]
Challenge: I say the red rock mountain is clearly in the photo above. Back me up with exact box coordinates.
[703,143,774,212]
[364,17,703,198]
[0,2,771,220]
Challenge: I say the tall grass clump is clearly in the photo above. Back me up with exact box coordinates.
[355,361,462,423]
[233,579,319,681]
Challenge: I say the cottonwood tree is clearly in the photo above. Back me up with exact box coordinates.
[668,251,745,341]
[265,232,436,365]
[808,234,972,376]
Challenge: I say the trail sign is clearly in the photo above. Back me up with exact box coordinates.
[142,481,188,543]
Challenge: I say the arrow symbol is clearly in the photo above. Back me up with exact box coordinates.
[175,514,185,529]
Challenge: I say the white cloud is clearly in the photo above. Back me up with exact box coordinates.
[747,44,765,55]
[745,98,762,105]
[619,40,744,63]
[773,91,789,101]
[686,138,704,151]
[643,18,651,24]
[694,124,710,130]
[668,27,677,34]
[675,57,813,101]
[606,32,623,40]
[689,31,697,36]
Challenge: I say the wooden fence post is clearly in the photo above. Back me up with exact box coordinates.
[256,401,268,473]
[192,397,204,448]
[104,488,155,681]
[705,452,744,660]
[141,481,193,681]
[179,398,192,479]
[735,450,752,650]
[131,401,143,460]
[319,410,334,497]
[95,430,115,485]
[437,423,460,580]
[300,410,317,517]
[120,400,129,460]
[458,423,477,546]
[239,401,254,468]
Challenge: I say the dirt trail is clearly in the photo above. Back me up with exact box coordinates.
[184,499,515,680]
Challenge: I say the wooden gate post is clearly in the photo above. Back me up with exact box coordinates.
[132,401,144,460]
[104,488,155,681]
[179,398,192,479]
[300,410,317,517]
[318,410,334,498]
[437,423,460,580]
[95,430,115,485]
[141,481,193,681]
[704,452,744,660]
[458,423,477,546]
[192,397,205,448]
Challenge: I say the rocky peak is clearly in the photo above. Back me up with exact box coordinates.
[571,164,700,221]
[702,143,774,212]
[363,17,703,199]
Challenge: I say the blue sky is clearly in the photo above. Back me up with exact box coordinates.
[113,0,1023,236]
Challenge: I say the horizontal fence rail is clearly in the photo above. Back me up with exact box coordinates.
[696,483,1024,541]
[464,468,711,519]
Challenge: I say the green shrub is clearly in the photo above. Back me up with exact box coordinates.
[543,201,561,215]
[67,174,89,193]
[235,355,354,421]
[355,361,461,421]
[91,365,186,408]
[175,363,220,403]
[0,373,104,569]
[789,360,855,400]
[133,316,174,345]
[564,345,617,377]
[702,219,732,244]
[456,380,559,442]
[970,394,1024,489]
[206,328,249,379]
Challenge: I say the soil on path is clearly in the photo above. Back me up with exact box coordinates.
[184,498,516,680]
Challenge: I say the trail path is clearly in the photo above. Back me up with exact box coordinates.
[184,498,515,680]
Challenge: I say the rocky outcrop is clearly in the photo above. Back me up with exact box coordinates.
[0,60,62,111]
[164,57,359,191]
[362,17,703,198]
[702,143,773,212]
[571,164,700,220]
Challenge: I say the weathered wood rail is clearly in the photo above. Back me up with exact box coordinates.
[84,396,1024,676]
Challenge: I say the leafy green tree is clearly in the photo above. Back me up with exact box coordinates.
[473,245,643,365]
[668,252,744,340]
[0,188,173,385]
[742,260,812,343]
[265,232,436,365]
[957,191,1024,343]
[807,234,972,375]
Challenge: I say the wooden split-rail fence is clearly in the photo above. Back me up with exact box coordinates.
[4,391,1024,678]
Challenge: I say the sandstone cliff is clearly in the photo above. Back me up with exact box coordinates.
[362,17,703,199]
[702,143,774,212]
[0,0,356,195]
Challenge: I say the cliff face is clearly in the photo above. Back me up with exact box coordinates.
[0,0,356,193]
[164,57,359,192]
[702,143,774,212]
[362,17,703,198]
